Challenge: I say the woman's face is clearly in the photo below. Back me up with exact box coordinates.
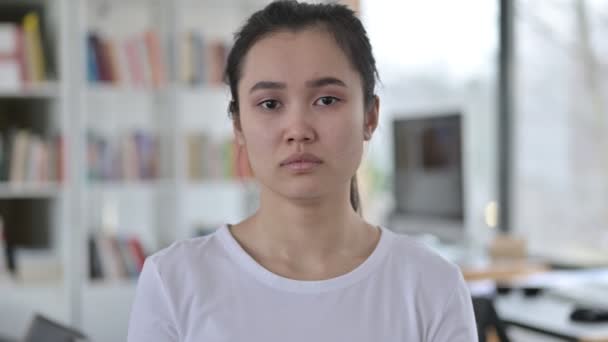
[235,27,378,204]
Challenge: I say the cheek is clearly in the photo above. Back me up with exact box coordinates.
[322,116,364,163]
[240,117,277,164]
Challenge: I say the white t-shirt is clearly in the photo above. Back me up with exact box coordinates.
[128,225,478,342]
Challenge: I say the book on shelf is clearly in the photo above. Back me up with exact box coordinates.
[86,33,100,83]
[178,32,194,85]
[186,132,210,180]
[177,30,228,87]
[13,247,62,283]
[0,128,62,184]
[0,215,8,279]
[0,23,25,90]
[206,40,227,85]
[87,30,166,88]
[186,133,253,181]
[0,9,48,90]
[55,135,64,183]
[144,30,165,87]
[87,130,160,182]
[22,12,45,83]
[89,232,147,281]
[124,36,145,87]
[121,133,138,181]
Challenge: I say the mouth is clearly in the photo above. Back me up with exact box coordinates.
[280,153,323,171]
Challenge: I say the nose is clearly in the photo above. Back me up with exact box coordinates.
[284,111,316,144]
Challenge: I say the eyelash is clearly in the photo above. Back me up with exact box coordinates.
[258,99,281,110]
[315,96,341,106]
[257,96,341,111]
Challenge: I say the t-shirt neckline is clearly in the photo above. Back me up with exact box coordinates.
[216,224,395,294]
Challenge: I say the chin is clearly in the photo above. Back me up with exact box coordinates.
[259,172,346,202]
[282,185,326,201]
[266,181,327,203]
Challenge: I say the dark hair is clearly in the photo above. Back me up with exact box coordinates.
[225,0,379,214]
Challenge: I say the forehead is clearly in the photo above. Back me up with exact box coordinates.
[239,27,361,89]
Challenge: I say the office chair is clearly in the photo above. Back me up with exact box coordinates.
[472,296,511,342]
[23,314,88,342]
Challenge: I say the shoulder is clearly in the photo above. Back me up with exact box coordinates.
[382,227,465,298]
[130,229,229,340]
[386,228,462,278]
[382,228,474,332]
[145,226,228,279]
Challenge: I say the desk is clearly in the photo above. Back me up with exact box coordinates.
[496,292,608,342]
[461,259,549,282]
[457,258,551,341]
[432,241,608,340]
[426,240,550,282]
[458,258,608,341]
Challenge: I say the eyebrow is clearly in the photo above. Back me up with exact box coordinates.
[249,81,286,93]
[249,77,347,94]
[305,77,347,88]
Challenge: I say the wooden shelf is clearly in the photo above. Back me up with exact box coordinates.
[0,182,62,199]
[86,84,165,96]
[0,82,61,99]
[173,83,228,93]
[87,179,170,193]
[0,278,62,290]
[185,178,255,187]
[86,279,137,289]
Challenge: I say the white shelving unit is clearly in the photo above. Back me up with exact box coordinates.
[0,0,73,340]
[76,3,174,339]
[77,1,263,341]
[0,82,61,99]
[0,0,304,340]
[0,182,62,199]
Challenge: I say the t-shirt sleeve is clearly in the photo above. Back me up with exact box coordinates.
[428,271,479,342]
[128,257,179,342]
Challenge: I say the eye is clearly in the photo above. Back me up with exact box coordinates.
[315,96,340,106]
[259,99,281,110]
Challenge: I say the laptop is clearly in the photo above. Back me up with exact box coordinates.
[23,314,87,342]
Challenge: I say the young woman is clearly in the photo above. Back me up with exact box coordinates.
[128,1,478,341]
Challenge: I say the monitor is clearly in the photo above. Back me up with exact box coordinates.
[388,112,465,242]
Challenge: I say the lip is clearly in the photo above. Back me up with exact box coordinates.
[280,152,323,167]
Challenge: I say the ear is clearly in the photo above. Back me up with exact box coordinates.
[363,95,380,141]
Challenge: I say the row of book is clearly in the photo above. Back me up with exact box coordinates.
[88,233,147,280]
[87,131,160,181]
[186,133,253,181]
[87,30,166,88]
[0,12,48,89]
[0,214,63,283]
[0,227,147,283]
[0,129,64,183]
[178,31,228,86]
[86,30,229,88]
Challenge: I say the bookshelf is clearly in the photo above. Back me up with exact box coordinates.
[0,0,72,340]
[79,0,171,294]
[0,0,277,341]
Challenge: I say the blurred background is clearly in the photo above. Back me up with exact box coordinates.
[0,0,607,341]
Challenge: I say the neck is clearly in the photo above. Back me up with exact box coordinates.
[250,184,366,259]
